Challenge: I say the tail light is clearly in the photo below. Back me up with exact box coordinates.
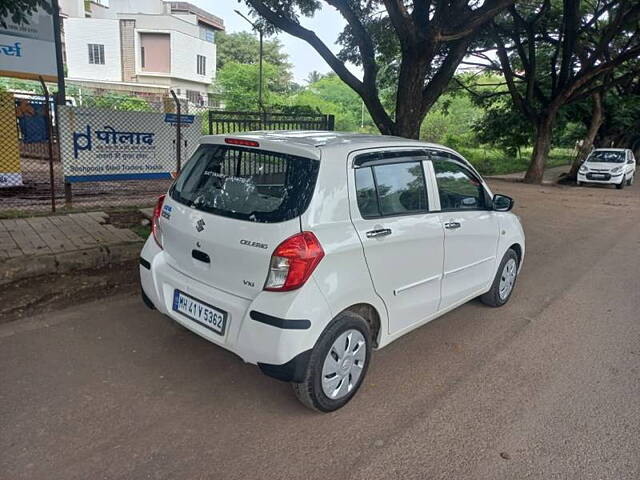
[264,232,324,291]
[151,194,166,249]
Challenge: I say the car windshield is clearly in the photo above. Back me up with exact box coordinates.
[170,144,319,223]
[587,151,625,163]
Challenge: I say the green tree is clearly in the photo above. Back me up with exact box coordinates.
[485,0,640,183]
[305,71,324,85]
[215,61,284,110]
[215,31,292,90]
[291,73,373,131]
[244,0,515,138]
[0,0,50,28]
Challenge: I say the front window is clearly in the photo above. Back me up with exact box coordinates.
[433,160,487,211]
[587,150,625,163]
[170,144,319,223]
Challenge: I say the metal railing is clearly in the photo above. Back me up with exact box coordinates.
[208,110,335,135]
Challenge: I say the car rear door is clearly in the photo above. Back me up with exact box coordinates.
[348,149,444,336]
[160,142,319,300]
[429,150,499,309]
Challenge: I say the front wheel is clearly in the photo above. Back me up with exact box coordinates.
[576,180,583,186]
[616,176,625,189]
[480,249,520,307]
[627,174,634,186]
[292,311,372,412]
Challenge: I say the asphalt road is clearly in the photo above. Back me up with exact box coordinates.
[2,180,640,479]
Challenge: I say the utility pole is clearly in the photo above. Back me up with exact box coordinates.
[51,0,72,206]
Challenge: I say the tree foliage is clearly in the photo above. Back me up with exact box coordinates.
[291,73,374,131]
[472,0,640,182]
[0,0,50,28]
[243,0,516,138]
[215,31,292,88]
[215,61,284,110]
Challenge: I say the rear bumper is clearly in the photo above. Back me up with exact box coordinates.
[139,237,331,376]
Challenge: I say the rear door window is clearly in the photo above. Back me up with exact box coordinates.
[354,158,428,218]
[170,144,319,223]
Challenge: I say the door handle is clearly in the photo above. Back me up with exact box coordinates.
[444,221,461,230]
[366,228,392,238]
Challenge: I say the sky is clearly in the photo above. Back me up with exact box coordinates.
[191,1,347,83]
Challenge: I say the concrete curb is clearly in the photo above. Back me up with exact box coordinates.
[0,241,143,286]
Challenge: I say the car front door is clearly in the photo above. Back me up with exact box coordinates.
[348,149,444,336]
[430,152,500,309]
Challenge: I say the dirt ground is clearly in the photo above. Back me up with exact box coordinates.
[1,179,639,480]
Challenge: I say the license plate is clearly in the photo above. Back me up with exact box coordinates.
[172,290,227,335]
[592,174,606,179]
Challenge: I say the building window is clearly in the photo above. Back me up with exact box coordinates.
[197,55,206,76]
[88,44,105,64]
[186,89,204,106]
[199,24,215,43]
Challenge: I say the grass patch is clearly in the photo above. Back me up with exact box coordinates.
[129,224,151,240]
[460,147,574,175]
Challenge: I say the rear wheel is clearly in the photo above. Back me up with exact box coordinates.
[480,249,519,307]
[292,311,372,412]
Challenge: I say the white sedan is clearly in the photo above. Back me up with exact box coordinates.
[577,148,636,189]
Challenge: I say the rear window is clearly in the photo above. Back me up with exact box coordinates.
[170,144,320,223]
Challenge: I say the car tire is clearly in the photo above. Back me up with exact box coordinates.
[576,180,583,186]
[480,249,519,308]
[616,176,625,189]
[627,174,634,186]
[292,311,372,412]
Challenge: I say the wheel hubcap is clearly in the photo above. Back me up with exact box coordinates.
[321,329,366,400]
[498,258,517,300]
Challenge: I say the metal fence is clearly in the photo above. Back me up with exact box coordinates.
[208,110,335,134]
[0,89,334,215]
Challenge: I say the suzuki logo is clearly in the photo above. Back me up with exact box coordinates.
[195,218,206,232]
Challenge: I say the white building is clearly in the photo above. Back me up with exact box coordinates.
[60,0,224,106]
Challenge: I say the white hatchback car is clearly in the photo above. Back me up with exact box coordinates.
[577,148,636,189]
[140,132,525,412]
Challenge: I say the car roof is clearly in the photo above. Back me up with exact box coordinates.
[592,148,628,152]
[200,130,451,159]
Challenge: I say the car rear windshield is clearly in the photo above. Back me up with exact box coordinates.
[170,144,320,223]
[587,150,625,163]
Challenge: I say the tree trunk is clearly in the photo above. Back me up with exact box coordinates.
[524,114,555,184]
[393,53,430,139]
[567,92,603,179]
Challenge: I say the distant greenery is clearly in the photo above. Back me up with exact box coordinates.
[460,147,574,176]
[80,92,152,111]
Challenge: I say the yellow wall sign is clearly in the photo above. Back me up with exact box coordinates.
[0,91,23,187]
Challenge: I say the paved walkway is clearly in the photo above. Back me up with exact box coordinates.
[0,212,141,259]
[0,212,143,285]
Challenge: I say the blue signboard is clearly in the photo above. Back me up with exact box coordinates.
[164,113,195,125]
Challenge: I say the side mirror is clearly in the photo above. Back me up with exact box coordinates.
[493,194,514,212]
